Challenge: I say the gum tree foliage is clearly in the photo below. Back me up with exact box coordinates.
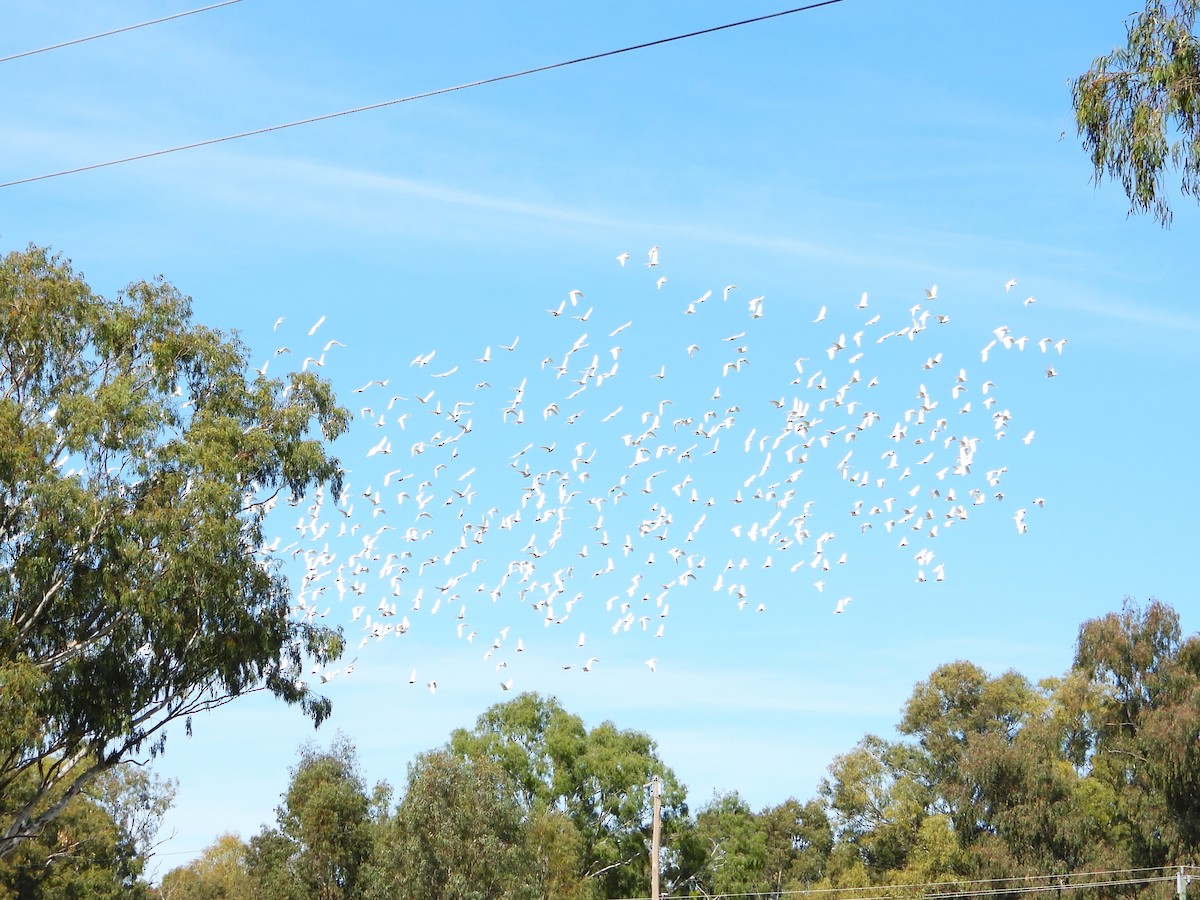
[146,601,1195,896]
[685,792,765,896]
[522,807,590,900]
[245,735,383,900]
[0,763,174,899]
[820,669,1074,886]
[820,734,933,878]
[448,692,689,900]
[0,246,349,859]
[1073,0,1200,225]
[896,661,1114,878]
[683,792,832,899]
[360,749,536,900]
[157,833,254,900]
[1067,598,1200,866]
[818,602,1200,888]
[90,764,177,871]
[897,662,1043,846]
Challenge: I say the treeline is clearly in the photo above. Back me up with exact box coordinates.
[5,599,1197,899]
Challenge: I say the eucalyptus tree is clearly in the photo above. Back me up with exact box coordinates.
[687,792,832,899]
[1073,0,1200,225]
[0,246,349,859]
[361,750,535,900]
[158,833,254,900]
[0,763,173,898]
[449,692,688,899]
[1067,599,1200,865]
[246,735,381,900]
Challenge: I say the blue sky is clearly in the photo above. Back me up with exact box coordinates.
[4,0,1198,880]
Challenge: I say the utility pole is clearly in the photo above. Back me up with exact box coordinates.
[1179,865,1189,900]
[651,775,661,900]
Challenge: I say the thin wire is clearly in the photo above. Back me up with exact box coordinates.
[0,1,244,64]
[918,875,1175,900]
[618,868,1184,900]
[0,0,846,190]
[674,866,1180,899]
[801,877,1176,900]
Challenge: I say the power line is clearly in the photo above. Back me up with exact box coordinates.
[0,1,244,65]
[620,866,1190,900]
[760,866,1185,897]
[0,0,847,190]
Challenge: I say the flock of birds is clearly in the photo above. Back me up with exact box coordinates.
[257,247,1064,695]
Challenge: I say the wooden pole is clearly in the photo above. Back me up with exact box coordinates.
[651,775,661,900]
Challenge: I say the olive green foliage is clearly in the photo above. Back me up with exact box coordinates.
[157,833,253,900]
[524,807,589,900]
[449,692,688,899]
[158,601,1199,899]
[821,734,933,876]
[0,246,349,859]
[684,792,832,898]
[245,735,381,900]
[1073,0,1200,225]
[819,599,1199,893]
[0,763,173,899]
[91,765,177,870]
[361,750,535,900]
[820,664,1110,886]
[1069,599,1200,865]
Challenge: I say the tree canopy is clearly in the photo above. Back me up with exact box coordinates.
[157,832,253,900]
[1073,0,1200,225]
[362,749,535,900]
[0,762,174,899]
[0,246,349,859]
[449,691,689,898]
[243,735,383,900]
[154,601,1199,900]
